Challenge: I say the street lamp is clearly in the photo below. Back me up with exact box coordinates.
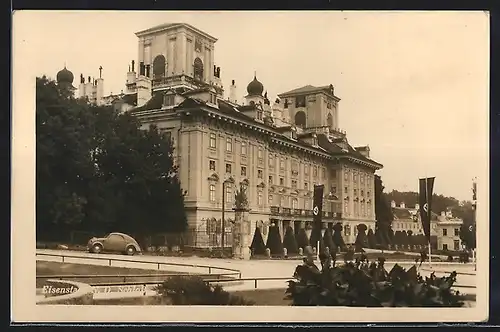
[221,177,235,254]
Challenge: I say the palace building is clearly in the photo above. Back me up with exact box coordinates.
[71,23,385,247]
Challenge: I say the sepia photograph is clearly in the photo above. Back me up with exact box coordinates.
[11,10,489,323]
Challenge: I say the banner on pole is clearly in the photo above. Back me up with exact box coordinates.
[313,184,324,228]
[418,177,435,243]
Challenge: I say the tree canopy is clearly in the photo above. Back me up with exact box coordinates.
[36,76,187,242]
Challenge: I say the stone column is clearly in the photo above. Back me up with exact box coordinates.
[232,208,251,260]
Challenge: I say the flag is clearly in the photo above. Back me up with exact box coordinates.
[313,184,325,228]
[418,177,435,243]
[472,179,477,201]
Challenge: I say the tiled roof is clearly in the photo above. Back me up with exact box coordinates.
[171,97,382,169]
[392,207,412,220]
[278,85,336,98]
[135,23,217,41]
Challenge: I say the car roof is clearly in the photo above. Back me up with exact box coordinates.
[109,232,135,241]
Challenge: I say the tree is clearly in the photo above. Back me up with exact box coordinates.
[250,227,266,255]
[266,224,284,256]
[354,224,369,252]
[323,228,336,255]
[367,229,377,248]
[36,76,188,243]
[36,76,95,240]
[283,226,299,255]
[296,228,309,250]
[332,223,346,251]
[374,175,394,245]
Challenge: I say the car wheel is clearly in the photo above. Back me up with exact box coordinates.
[92,244,103,254]
[126,246,136,256]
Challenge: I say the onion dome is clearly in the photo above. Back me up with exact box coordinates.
[246,74,264,96]
[56,66,74,85]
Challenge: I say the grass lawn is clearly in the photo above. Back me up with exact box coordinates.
[36,261,196,288]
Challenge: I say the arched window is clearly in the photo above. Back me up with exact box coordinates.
[327,113,333,128]
[194,57,204,81]
[294,111,306,127]
[153,55,166,79]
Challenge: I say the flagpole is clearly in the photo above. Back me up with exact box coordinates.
[425,177,432,268]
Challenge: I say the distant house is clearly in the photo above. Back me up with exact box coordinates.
[390,201,462,250]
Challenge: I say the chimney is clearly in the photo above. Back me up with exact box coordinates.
[229,79,237,104]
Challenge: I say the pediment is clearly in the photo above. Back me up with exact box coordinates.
[207,172,220,182]
[256,181,266,189]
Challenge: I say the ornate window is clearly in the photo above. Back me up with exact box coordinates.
[194,57,204,81]
[241,142,247,155]
[225,186,233,204]
[209,133,216,148]
[304,165,309,176]
[344,201,349,213]
[344,171,349,181]
[225,163,232,174]
[258,170,263,179]
[209,184,216,202]
[280,158,285,170]
[294,111,306,127]
[226,138,232,152]
[280,196,285,207]
[258,147,263,163]
[268,155,274,168]
[292,198,298,209]
[268,175,273,185]
[291,180,297,189]
[209,160,216,171]
[153,55,166,79]
[241,166,247,177]
[313,166,318,178]
[268,194,273,204]
[295,95,306,108]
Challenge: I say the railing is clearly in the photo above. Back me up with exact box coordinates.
[35,252,242,279]
[79,276,476,295]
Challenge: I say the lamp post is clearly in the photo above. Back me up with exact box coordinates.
[221,177,234,254]
[221,180,226,254]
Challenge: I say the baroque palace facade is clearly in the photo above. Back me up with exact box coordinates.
[97,23,383,247]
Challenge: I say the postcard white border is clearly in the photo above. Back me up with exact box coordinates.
[11,10,490,323]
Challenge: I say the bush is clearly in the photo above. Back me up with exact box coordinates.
[296,228,309,251]
[266,224,284,256]
[367,229,377,248]
[332,223,346,251]
[283,226,299,255]
[285,256,465,307]
[250,227,266,256]
[155,276,254,305]
[459,251,470,263]
[323,228,337,256]
[354,224,368,252]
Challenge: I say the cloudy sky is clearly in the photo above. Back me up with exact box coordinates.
[14,11,489,201]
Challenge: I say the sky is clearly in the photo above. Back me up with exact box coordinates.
[13,11,490,201]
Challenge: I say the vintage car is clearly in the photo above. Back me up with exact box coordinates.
[87,232,142,255]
